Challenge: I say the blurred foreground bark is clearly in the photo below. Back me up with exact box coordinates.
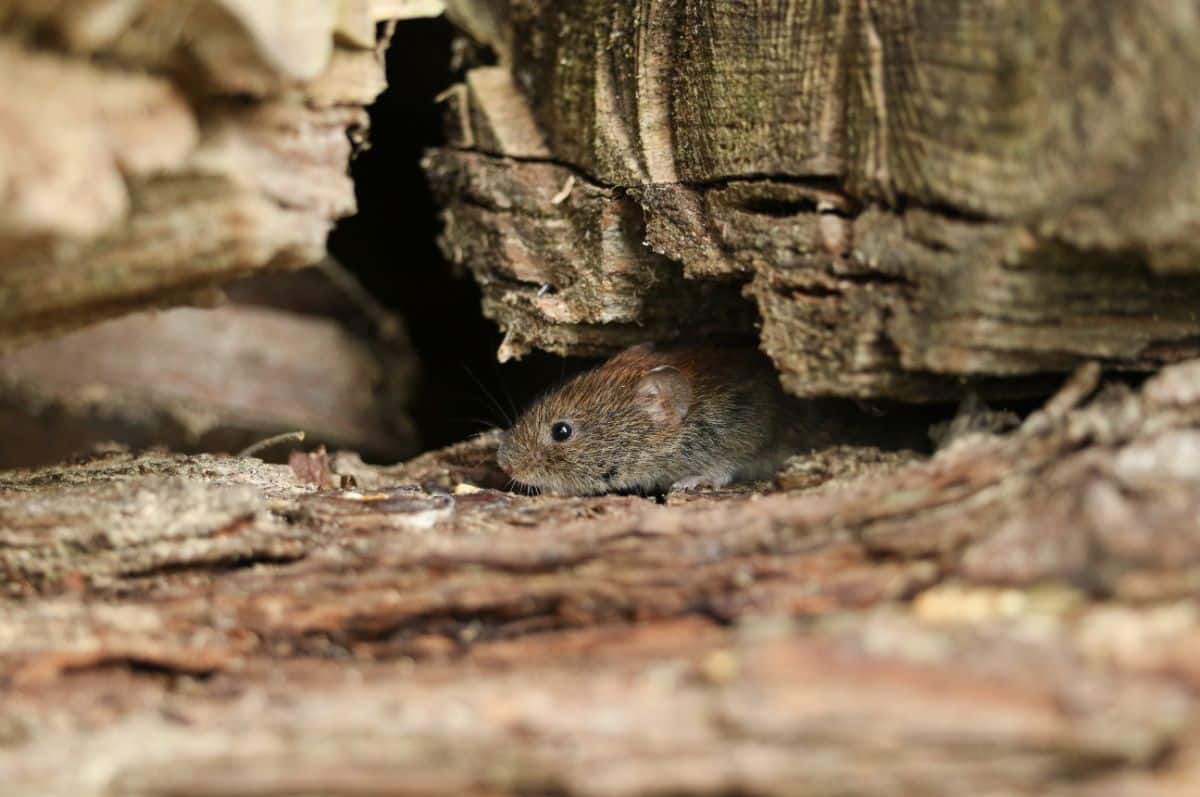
[5,359,1200,793]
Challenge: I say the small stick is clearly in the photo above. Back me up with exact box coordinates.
[238,431,306,458]
[550,175,575,205]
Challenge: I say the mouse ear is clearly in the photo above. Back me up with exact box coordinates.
[635,365,692,425]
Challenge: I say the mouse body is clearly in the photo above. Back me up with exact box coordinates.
[496,343,822,496]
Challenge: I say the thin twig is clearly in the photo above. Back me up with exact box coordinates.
[238,431,306,458]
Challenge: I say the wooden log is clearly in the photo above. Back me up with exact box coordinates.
[432,0,1200,398]
[0,299,418,468]
[4,359,1200,792]
[0,1,415,349]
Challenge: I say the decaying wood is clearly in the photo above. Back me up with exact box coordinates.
[0,1,417,349]
[5,359,1200,794]
[427,63,757,358]
[431,1,1200,397]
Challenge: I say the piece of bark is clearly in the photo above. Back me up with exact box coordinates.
[0,0,391,95]
[424,147,759,360]
[0,304,417,468]
[0,41,196,245]
[0,2,405,349]
[432,1,1200,398]
[428,64,757,359]
[6,360,1200,792]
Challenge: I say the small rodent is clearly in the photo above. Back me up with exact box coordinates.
[496,343,825,496]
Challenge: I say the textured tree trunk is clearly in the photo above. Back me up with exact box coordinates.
[431,0,1200,400]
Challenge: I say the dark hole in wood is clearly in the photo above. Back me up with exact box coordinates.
[327,18,595,455]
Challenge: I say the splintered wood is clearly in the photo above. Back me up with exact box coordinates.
[5,360,1200,794]
[431,1,1200,397]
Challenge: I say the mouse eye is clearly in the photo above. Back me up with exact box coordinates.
[550,421,573,442]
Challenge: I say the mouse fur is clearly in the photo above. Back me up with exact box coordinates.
[496,343,822,496]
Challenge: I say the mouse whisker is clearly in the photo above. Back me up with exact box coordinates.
[453,416,504,433]
[461,364,514,427]
[495,377,520,426]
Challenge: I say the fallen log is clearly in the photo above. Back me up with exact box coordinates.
[3,359,1200,793]
[0,298,418,468]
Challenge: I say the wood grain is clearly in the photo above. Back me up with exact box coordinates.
[0,302,418,467]
[434,0,1200,398]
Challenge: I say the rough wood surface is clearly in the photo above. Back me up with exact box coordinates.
[0,1,412,349]
[428,64,757,360]
[424,144,758,360]
[432,1,1200,397]
[6,359,1200,794]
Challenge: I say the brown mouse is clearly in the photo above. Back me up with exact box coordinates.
[496,343,826,496]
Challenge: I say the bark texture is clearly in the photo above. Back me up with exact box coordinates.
[0,0,437,349]
[431,1,1200,398]
[5,360,1200,794]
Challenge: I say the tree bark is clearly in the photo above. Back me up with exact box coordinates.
[5,361,1200,793]
[431,0,1200,399]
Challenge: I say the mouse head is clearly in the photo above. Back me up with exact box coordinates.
[496,360,693,495]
